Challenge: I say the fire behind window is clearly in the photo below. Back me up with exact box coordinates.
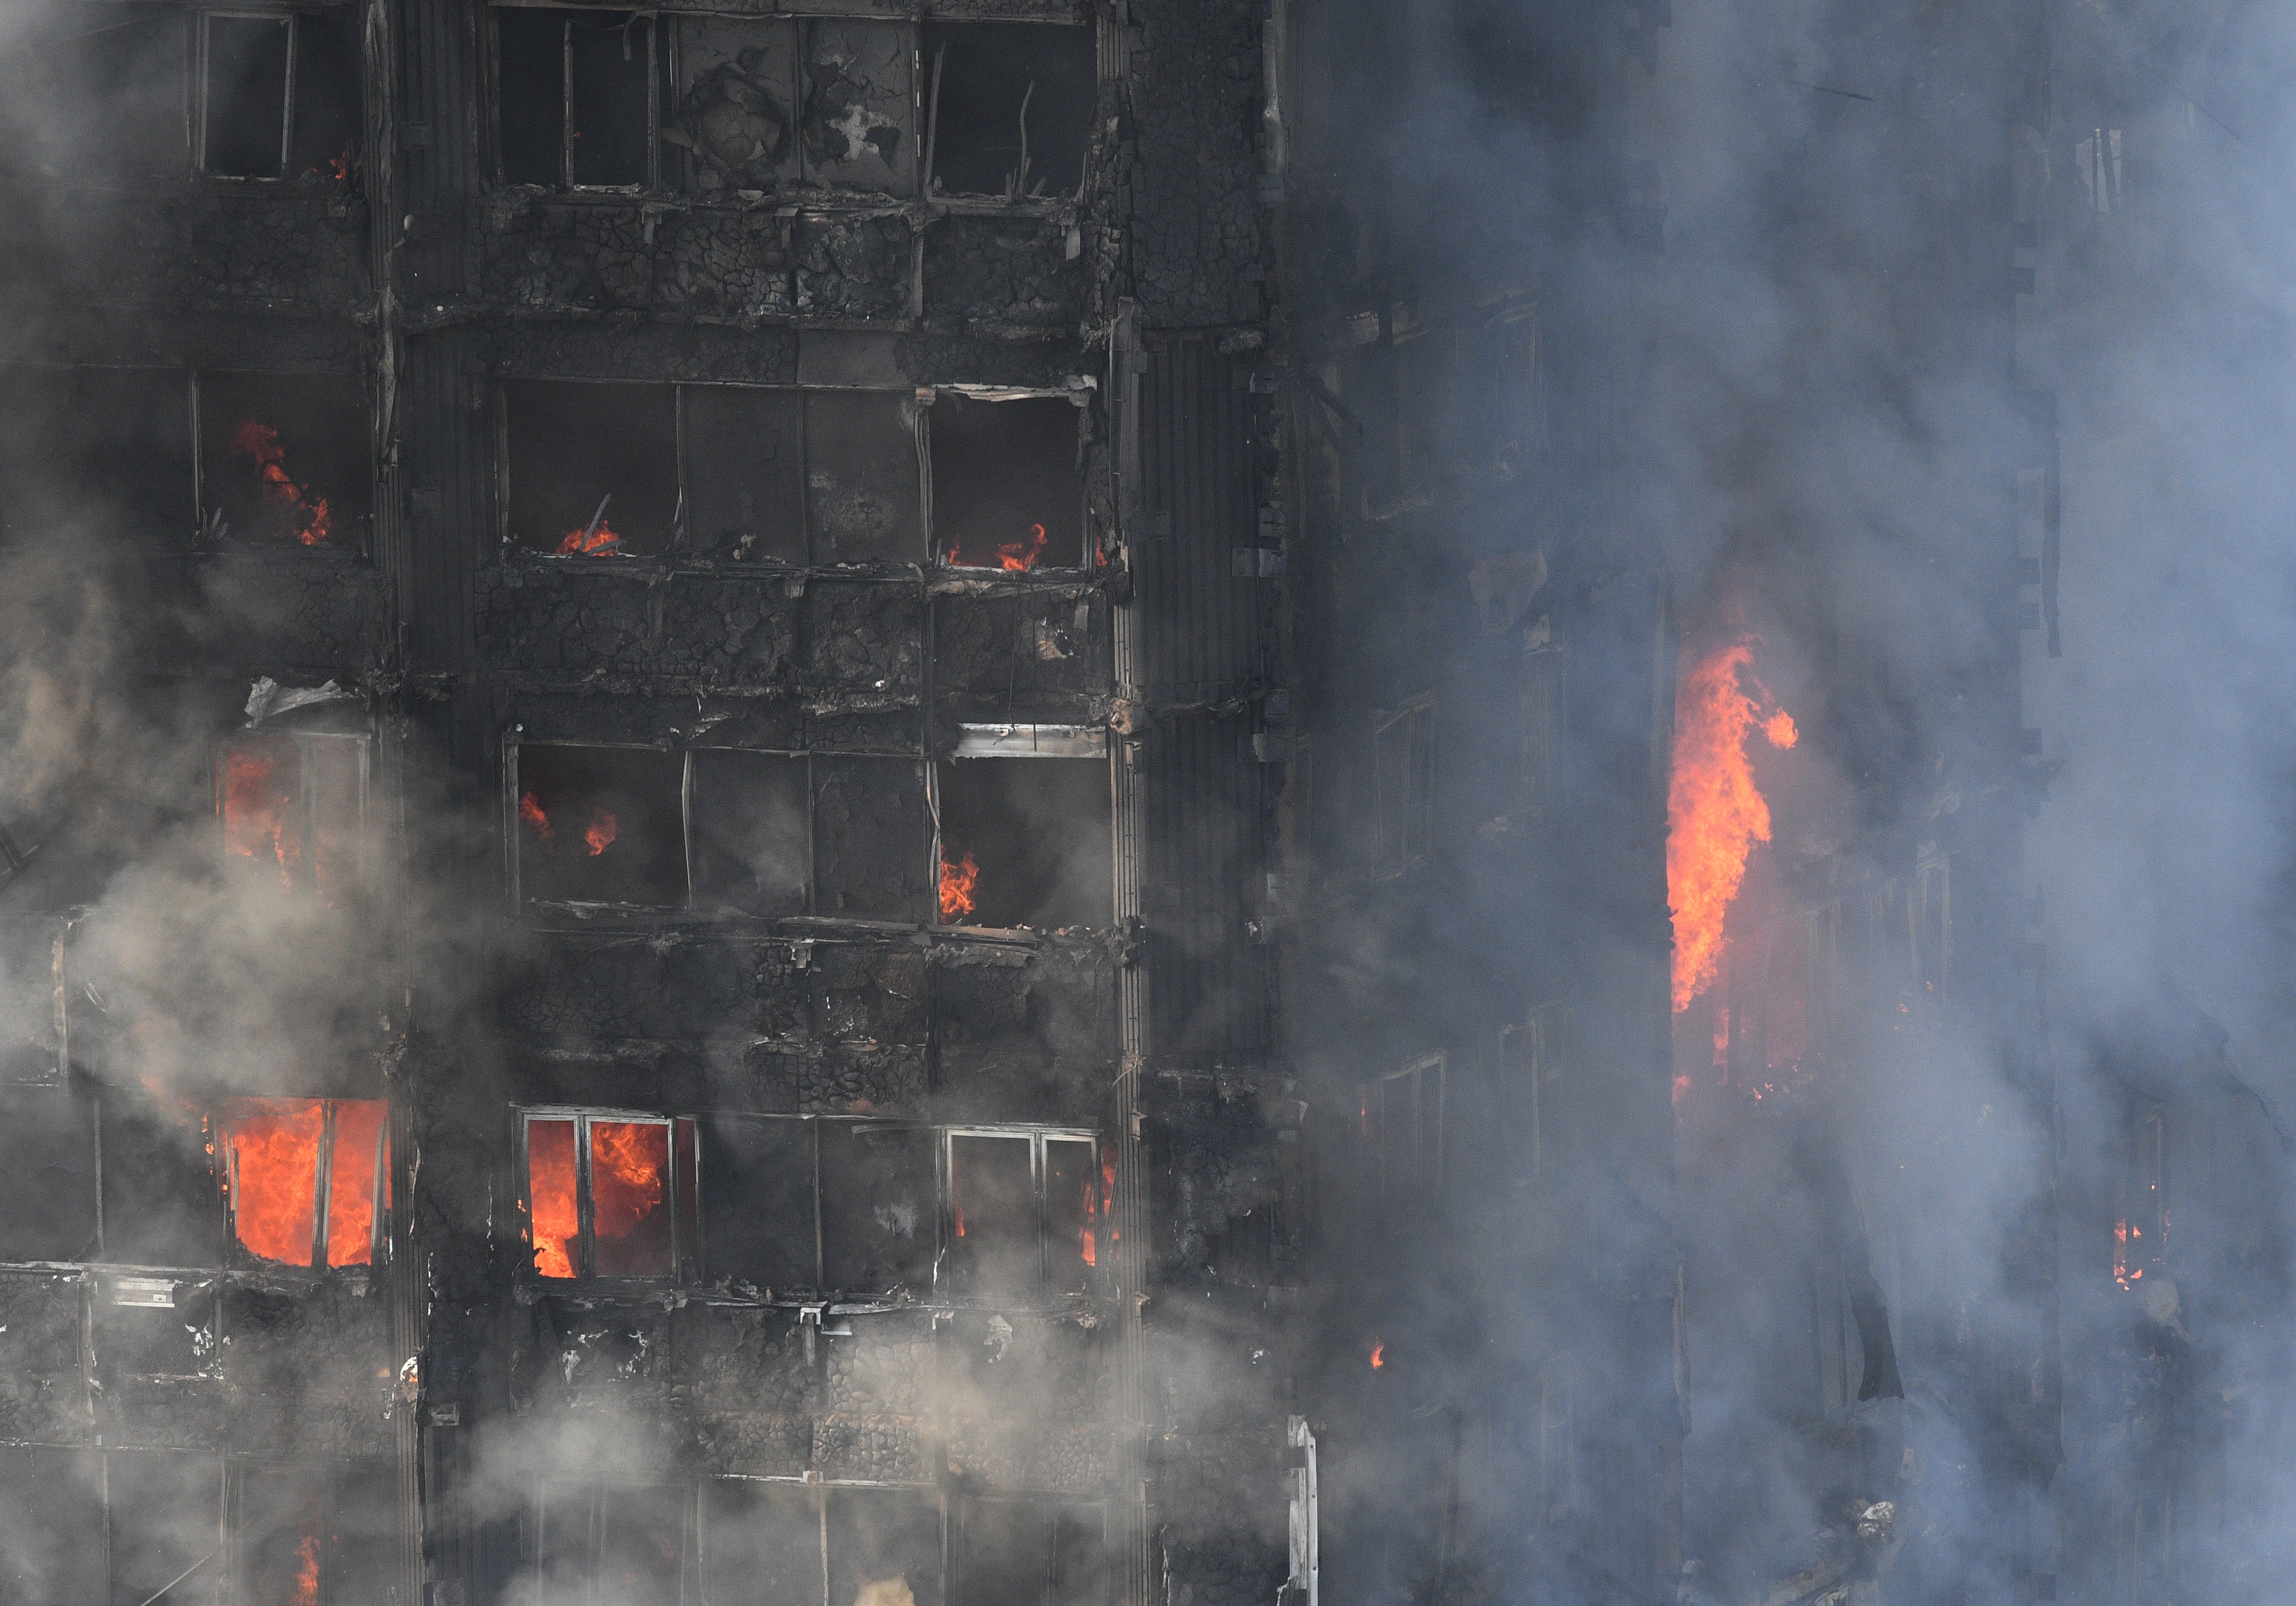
[219,731,367,897]
[933,395,1086,571]
[219,1097,389,1269]
[936,757,1111,930]
[947,1131,1107,1296]
[505,380,679,557]
[199,372,371,547]
[524,1111,699,1280]
[199,12,361,180]
[516,744,687,906]
[922,23,1096,199]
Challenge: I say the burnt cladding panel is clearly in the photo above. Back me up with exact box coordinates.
[1135,340,1273,1058]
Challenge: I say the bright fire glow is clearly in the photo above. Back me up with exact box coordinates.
[939,847,980,921]
[519,791,554,840]
[949,522,1050,572]
[583,809,619,856]
[557,521,625,556]
[294,1534,320,1606]
[227,1099,323,1265]
[225,744,300,885]
[528,1118,579,1278]
[591,1120,669,1276]
[325,1099,387,1268]
[1369,1340,1384,1370]
[1667,640,1797,1012]
[228,420,332,545]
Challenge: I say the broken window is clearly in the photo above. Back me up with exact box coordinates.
[106,1451,225,1606]
[702,1115,820,1292]
[1371,697,1435,875]
[688,750,809,918]
[99,1083,225,1267]
[217,1097,388,1270]
[496,8,664,189]
[198,371,371,548]
[520,1109,698,1282]
[819,1121,937,1292]
[702,1481,823,1606]
[0,1084,97,1262]
[945,1129,1108,1298]
[514,744,687,908]
[829,1487,943,1606]
[931,395,1087,571]
[954,1500,1107,1606]
[219,730,369,897]
[1366,1053,1444,1199]
[533,1480,687,1606]
[503,380,680,557]
[198,11,361,180]
[922,23,1096,200]
[935,734,1112,931]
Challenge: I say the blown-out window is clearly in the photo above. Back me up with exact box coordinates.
[219,730,368,897]
[511,742,931,921]
[198,371,372,547]
[921,22,1095,199]
[935,728,1111,932]
[532,1481,687,1606]
[953,1499,1108,1606]
[219,1097,389,1269]
[931,394,1087,571]
[1363,1053,1444,1198]
[521,1109,700,1281]
[496,8,664,189]
[700,1116,1107,1299]
[198,10,362,180]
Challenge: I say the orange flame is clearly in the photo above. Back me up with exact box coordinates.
[1369,1340,1384,1369]
[590,1121,668,1270]
[949,522,1050,572]
[228,421,332,545]
[224,745,300,885]
[557,521,625,556]
[519,791,554,841]
[294,1534,320,1605]
[582,809,619,856]
[528,1118,579,1278]
[227,1099,323,1265]
[939,847,980,921]
[1667,640,1796,1011]
[325,1099,387,1268]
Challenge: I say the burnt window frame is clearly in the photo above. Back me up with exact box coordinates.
[919,20,1099,202]
[1362,1051,1444,1199]
[694,1113,1104,1302]
[215,1096,390,1272]
[193,8,359,183]
[195,367,376,552]
[1369,694,1436,876]
[216,726,373,894]
[517,1106,702,1286]
[925,387,1096,574]
[490,6,669,193]
[931,725,1114,934]
[505,739,931,921]
[496,379,927,565]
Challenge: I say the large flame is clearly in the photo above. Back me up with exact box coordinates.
[591,1120,670,1275]
[528,1118,580,1278]
[1667,640,1797,1012]
[227,1099,323,1265]
[325,1099,387,1268]
[948,522,1049,572]
[295,1534,320,1606]
[557,521,625,556]
[225,744,300,885]
[939,847,980,921]
[228,420,332,545]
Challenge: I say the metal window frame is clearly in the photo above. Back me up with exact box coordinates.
[215,727,373,890]
[518,1105,698,1284]
[217,1097,389,1271]
[930,735,1116,933]
[924,385,1100,574]
[940,1124,1099,1294]
[196,10,297,180]
[1369,694,1435,876]
[490,6,664,193]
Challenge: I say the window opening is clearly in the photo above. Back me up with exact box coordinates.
[921,23,1095,199]
[54,6,190,179]
[931,395,1085,571]
[219,731,369,899]
[520,1109,698,1282]
[198,371,370,548]
[106,1452,224,1606]
[819,1121,936,1292]
[935,748,1111,931]
[945,1128,1106,1297]
[806,390,925,564]
[682,386,805,562]
[688,750,809,917]
[0,1082,97,1262]
[1371,698,1435,874]
[828,1487,944,1606]
[514,744,687,908]
[955,1500,1107,1606]
[219,1097,389,1270]
[231,1461,324,1605]
[74,368,197,542]
[99,1083,225,1267]
[1366,1053,1444,1198]
[201,14,290,178]
[504,380,679,557]
[668,16,798,197]
[497,9,660,190]
[535,1480,686,1606]
[702,1482,822,1606]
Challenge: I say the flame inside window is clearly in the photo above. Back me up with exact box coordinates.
[591,1120,671,1278]
[199,372,368,547]
[228,420,333,545]
[222,1098,389,1268]
[221,734,366,898]
[224,741,302,884]
[939,847,980,921]
[527,1118,580,1279]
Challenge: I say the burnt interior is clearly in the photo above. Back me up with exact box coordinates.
[802,20,913,192]
[923,23,1096,199]
[936,757,1111,931]
[74,369,196,542]
[811,757,931,921]
[933,396,1085,571]
[701,1115,818,1289]
[0,1084,95,1261]
[681,386,804,562]
[687,750,808,917]
[98,1088,225,1267]
[505,380,678,556]
[947,1131,1034,1294]
[497,9,660,189]
[515,744,686,906]
[818,1121,936,1291]
[203,15,290,178]
[805,390,923,564]
[199,372,371,549]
